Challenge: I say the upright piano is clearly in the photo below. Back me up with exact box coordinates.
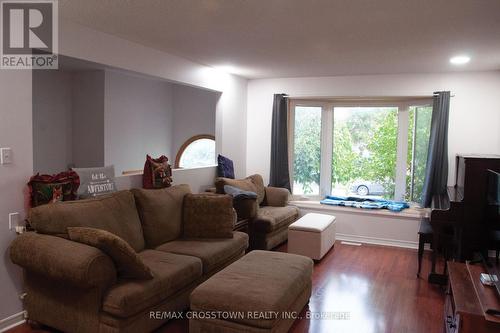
[429,155,500,280]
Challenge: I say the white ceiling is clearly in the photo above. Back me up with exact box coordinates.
[59,0,500,79]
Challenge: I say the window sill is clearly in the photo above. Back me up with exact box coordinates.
[289,200,430,220]
[173,164,217,172]
[119,164,218,177]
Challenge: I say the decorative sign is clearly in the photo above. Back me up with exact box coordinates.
[73,166,117,199]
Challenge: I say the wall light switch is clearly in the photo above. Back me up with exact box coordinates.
[1,147,13,164]
[9,212,20,230]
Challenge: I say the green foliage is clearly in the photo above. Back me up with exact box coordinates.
[331,123,358,184]
[345,111,373,152]
[333,108,398,198]
[405,106,432,202]
[365,110,398,197]
[293,107,321,194]
[293,106,431,201]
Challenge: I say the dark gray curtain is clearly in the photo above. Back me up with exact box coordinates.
[269,93,291,191]
[421,91,451,207]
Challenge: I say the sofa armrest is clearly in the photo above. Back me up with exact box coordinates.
[233,197,258,220]
[264,187,290,207]
[10,232,116,289]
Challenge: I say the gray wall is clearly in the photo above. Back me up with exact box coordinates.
[72,71,105,168]
[105,75,219,174]
[0,71,32,321]
[104,71,175,174]
[32,70,105,174]
[172,84,219,159]
[33,71,73,174]
[32,69,218,176]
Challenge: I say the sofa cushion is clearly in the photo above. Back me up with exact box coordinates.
[102,250,202,318]
[253,206,299,233]
[29,190,145,252]
[215,174,265,205]
[155,232,248,274]
[131,184,191,248]
[183,193,235,239]
[67,227,153,280]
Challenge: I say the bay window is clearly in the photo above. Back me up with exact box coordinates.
[290,98,433,203]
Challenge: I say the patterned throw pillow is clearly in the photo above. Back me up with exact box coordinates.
[72,166,117,199]
[28,171,80,207]
[217,154,235,179]
[67,227,154,280]
[142,155,173,189]
[183,193,235,239]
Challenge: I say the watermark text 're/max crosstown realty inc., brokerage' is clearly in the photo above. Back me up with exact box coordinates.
[1,0,58,69]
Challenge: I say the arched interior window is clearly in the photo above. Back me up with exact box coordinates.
[175,135,216,169]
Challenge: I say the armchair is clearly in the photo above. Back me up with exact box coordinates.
[215,174,299,250]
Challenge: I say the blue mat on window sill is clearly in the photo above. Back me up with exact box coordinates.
[320,195,410,212]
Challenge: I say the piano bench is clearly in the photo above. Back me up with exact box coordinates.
[417,218,433,277]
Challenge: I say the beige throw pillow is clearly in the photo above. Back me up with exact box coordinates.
[67,227,153,280]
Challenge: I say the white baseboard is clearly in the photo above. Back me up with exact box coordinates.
[0,311,26,332]
[336,233,419,249]
[336,233,498,258]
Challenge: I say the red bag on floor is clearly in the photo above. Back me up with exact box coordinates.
[142,155,173,189]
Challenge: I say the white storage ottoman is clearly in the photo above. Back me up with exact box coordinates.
[288,213,336,260]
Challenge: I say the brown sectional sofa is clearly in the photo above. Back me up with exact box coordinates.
[10,185,248,333]
[215,174,299,250]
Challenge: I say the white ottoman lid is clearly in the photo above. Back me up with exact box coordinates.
[289,213,336,232]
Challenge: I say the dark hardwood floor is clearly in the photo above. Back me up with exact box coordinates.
[283,242,445,333]
[8,242,445,333]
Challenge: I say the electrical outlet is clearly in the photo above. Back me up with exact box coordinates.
[1,147,13,164]
[9,212,20,230]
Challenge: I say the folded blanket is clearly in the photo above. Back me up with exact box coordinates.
[320,195,409,212]
[224,185,258,200]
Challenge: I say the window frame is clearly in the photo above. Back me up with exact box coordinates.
[289,98,433,202]
[174,134,216,169]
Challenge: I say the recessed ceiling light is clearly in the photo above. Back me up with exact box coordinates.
[450,55,471,65]
[212,64,255,78]
[214,65,237,74]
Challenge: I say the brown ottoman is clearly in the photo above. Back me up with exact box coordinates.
[190,250,313,333]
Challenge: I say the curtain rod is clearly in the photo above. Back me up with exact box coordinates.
[283,94,455,99]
